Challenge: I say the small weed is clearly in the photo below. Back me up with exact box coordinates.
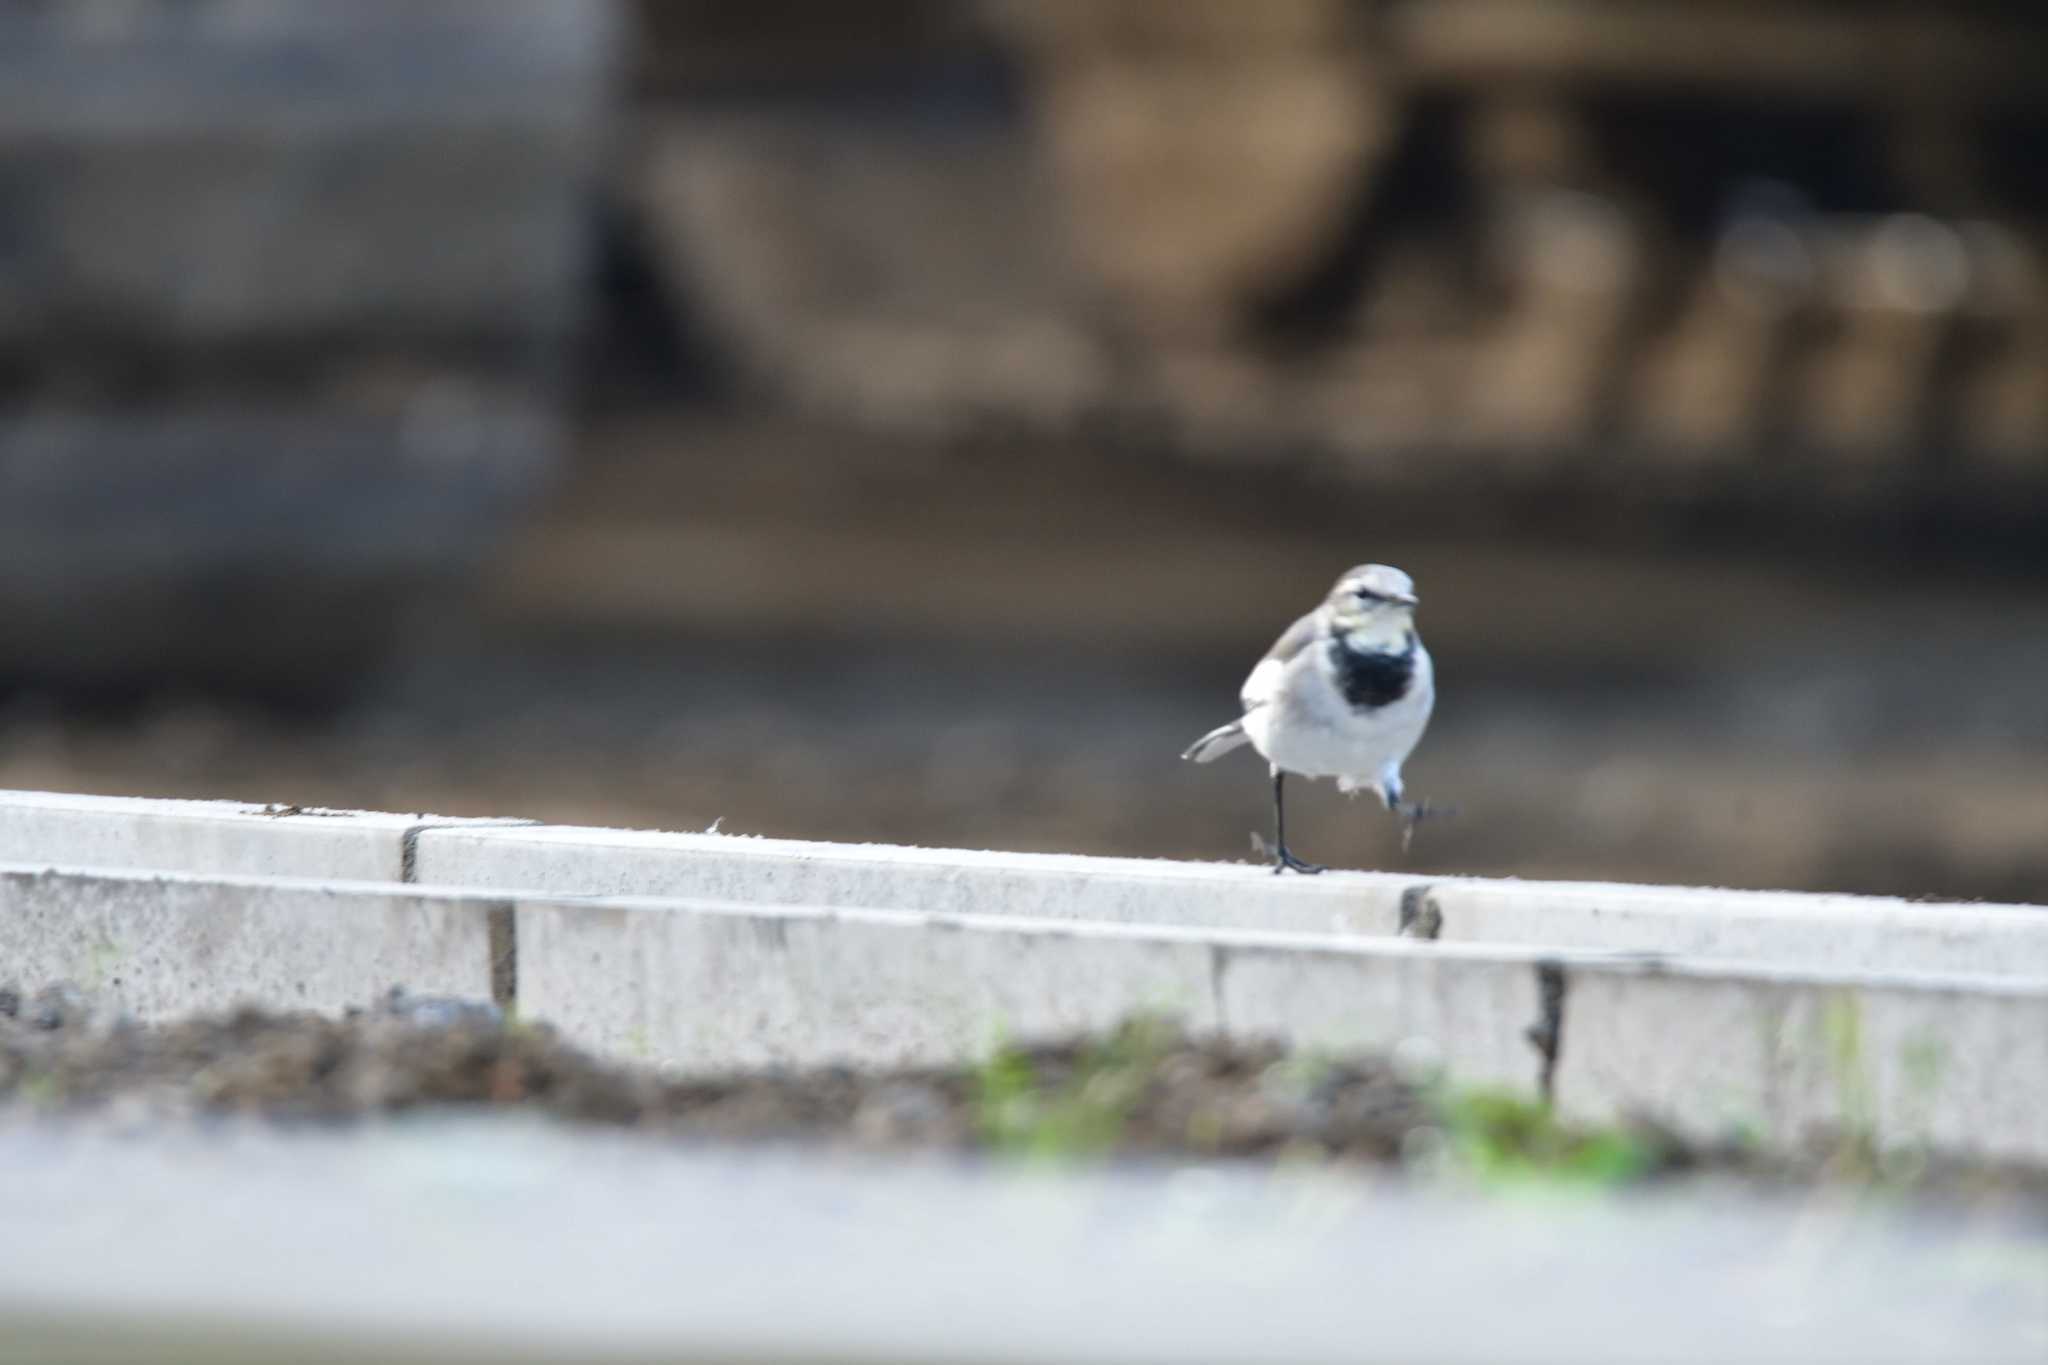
[1820,993,1882,1179]
[973,1014,1179,1161]
[1437,1087,1664,1187]
[17,1071,61,1109]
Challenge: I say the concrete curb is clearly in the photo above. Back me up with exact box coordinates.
[3,860,2043,1161]
[1556,958,2048,1162]
[516,894,2047,1161]
[0,865,499,1021]
[8,792,2041,975]
[412,823,2048,976]
[0,788,534,885]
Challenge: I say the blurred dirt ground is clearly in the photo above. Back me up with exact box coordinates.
[7,989,2046,1202]
[3,413,2045,904]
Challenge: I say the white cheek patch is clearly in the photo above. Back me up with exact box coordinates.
[1240,658,1285,710]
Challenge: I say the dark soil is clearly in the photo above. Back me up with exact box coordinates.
[0,986,1438,1166]
[1,986,2042,1206]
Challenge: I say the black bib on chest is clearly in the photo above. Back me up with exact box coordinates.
[1329,635,1415,709]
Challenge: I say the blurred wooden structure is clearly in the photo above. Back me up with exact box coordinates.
[624,0,2048,513]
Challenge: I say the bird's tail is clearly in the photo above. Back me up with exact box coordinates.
[1181,720,1249,763]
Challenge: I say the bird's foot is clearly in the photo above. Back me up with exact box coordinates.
[1393,798,1458,852]
[1254,834,1326,875]
[1394,797,1457,825]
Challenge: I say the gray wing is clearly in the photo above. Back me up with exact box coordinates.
[1239,610,1320,713]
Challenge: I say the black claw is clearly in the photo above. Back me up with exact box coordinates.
[1255,835,1325,875]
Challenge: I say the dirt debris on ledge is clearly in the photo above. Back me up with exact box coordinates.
[0,984,2040,1203]
[0,985,1437,1162]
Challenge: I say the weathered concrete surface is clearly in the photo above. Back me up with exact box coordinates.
[516,897,1220,1072]
[418,824,1410,934]
[513,896,1547,1091]
[0,859,2042,1160]
[0,866,497,1021]
[0,1118,2041,1365]
[1557,961,2048,1166]
[10,794,2045,977]
[516,892,2048,1161]
[0,789,530,883]
[415,823,2048,975]
[1416,877,2048,978]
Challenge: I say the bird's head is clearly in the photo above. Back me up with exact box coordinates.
[1324,564,1419,647]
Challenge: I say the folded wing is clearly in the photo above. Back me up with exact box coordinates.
[1239,611,1319,714]
[1182,610,1322,765]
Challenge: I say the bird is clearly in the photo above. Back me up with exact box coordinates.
[1182,564,1441,874]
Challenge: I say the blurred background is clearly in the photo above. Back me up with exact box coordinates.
[2,0,2045,901]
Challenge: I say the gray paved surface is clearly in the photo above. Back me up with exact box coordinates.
[0,1115,2042,1364]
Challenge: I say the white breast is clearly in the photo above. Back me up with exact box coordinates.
[1246,640,1434,787]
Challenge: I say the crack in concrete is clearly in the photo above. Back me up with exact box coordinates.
[398,820,539,1013]
[487,903,518,1012]
[399,826,428,885]
[397,819,540,885]
[1526,960,1568,1105]
[1208,947,1230,1033]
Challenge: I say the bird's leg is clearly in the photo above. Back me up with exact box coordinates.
[1266,769,1325,875]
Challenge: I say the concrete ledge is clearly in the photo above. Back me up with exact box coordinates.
[1413,876,2048,977]
[518,894,2048,1161]
[8,792,2043,976]
[512,896,1549,1091]
[411,823,2048,977]
[0,789,531,884]
[0,865,499,1020]
[1559,961,2048,1164]
[2,861,2042,1160]
[416,823,1412,934]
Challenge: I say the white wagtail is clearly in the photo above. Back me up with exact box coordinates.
[1182,564,1440,874]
